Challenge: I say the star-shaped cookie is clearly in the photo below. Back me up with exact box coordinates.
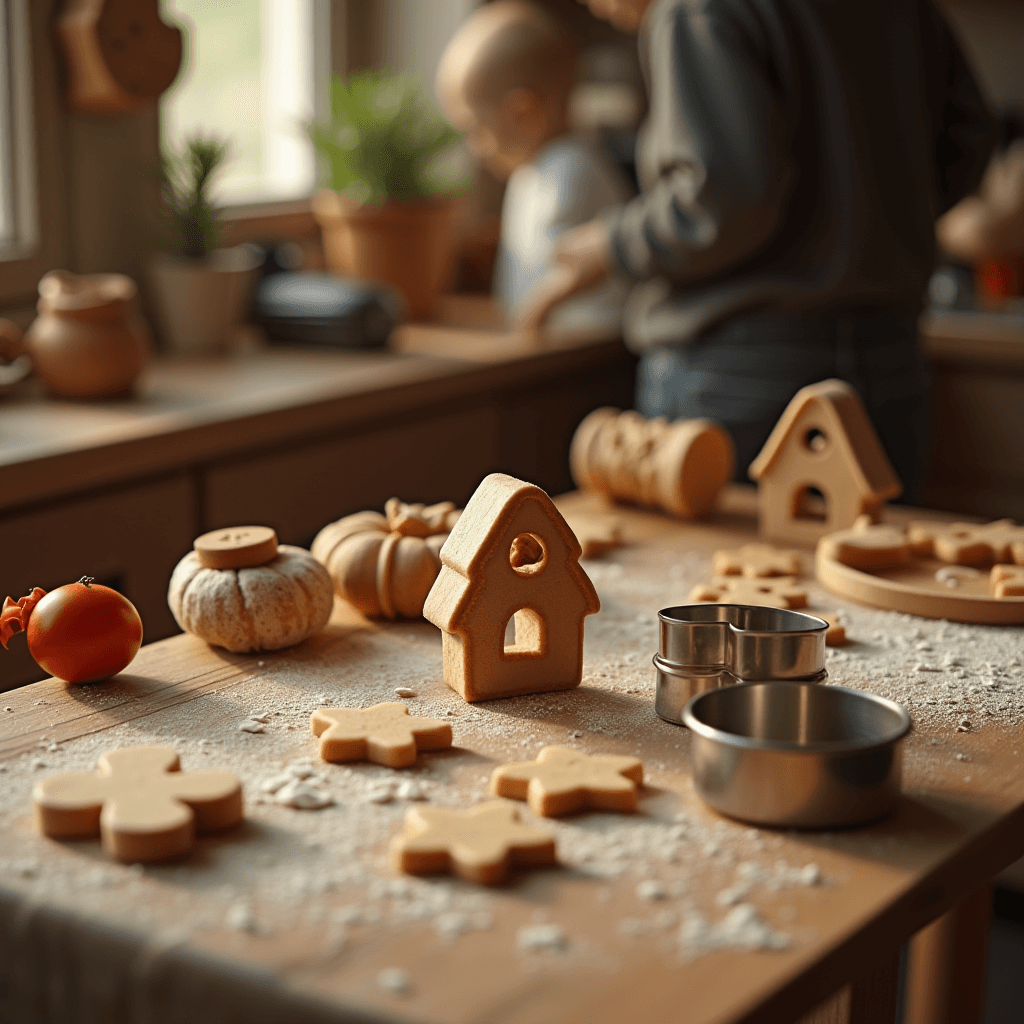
[490,745,644,817]
[689,576,808,610]
[311,702,452,768]
[713,543,803,578]
[907,519,1024,565]
[390,801,557,884]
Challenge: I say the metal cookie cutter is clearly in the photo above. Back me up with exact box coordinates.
[654,604,828,725]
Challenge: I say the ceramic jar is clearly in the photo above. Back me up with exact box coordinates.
[24,271,150,399]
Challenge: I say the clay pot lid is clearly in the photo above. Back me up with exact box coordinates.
[194,526,279,569]
[38,270,137,311]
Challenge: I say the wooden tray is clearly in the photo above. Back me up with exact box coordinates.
[815,549,1024,624]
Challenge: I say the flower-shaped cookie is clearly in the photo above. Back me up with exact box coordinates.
[33,746,242,862]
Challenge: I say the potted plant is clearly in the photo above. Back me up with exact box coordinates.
[309,70,469,321]
[149,135,260,355]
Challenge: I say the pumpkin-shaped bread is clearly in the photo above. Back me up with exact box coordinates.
[168,526,334,652]
[312,498,461,619]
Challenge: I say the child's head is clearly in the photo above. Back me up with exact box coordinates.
[578,0,653,32]
[437,1,576,179]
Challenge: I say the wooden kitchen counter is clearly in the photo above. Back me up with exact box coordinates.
[1,487,1021,1024]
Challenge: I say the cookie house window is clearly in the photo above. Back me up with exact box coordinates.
[803,428,828,453]
[503,608,545,656]
[509,533,547,576]
[793,485,828,523]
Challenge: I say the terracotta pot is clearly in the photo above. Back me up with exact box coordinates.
[149,246,260,355]
[24,271,150,399]
[311,191,466,321]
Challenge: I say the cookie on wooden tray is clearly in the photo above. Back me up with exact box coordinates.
[907,519,1024,565]
[311,703,452,768]
[689,576,808,610]
[816,517,910,570]
[390,801,557,884]
[33,746,243,863]
[490,745,644,817]
[713,543,803,578]
[990,565,1024,599]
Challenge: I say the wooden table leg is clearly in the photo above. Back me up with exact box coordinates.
[905,884,992,1024]
[798,950,900,1024]
[848,951,901,1024]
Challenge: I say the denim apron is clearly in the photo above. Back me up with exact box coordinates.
[635,313,932,501]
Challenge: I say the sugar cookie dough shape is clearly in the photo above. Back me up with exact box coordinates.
[390,801,557,884]
[713,543,803,578]
[168,526,334,652]
[490,745,644,816]
[748,379,902,546]
[689,576,808,610]
[33,746,242,863]
[311,702,452,768]
[424,473,600,702]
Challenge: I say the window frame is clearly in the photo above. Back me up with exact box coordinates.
[0,0,69,309]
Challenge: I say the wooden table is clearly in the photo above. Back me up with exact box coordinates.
[1,488,1021,1024]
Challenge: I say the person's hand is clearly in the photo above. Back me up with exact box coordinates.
[516,220,612,330]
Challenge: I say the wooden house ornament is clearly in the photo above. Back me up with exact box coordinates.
[748,379,902,547]
[423,473,600,702]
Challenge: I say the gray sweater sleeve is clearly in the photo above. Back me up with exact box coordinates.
[606,2,797,284]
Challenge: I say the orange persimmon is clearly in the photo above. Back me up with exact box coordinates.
[1,577,143,683]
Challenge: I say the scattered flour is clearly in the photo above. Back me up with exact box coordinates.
[377,967,411,995]
[516,923,568,952]
[679,904,790,955]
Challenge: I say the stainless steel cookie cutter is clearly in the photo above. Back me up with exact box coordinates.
[654,604,828,725]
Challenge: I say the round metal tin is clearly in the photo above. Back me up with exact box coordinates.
[682,681,912,828]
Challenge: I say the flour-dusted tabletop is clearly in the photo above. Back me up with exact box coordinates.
[1,488,1022,1024]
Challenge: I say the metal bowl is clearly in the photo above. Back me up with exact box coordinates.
[654,604,828,725]
[683,681,912,828]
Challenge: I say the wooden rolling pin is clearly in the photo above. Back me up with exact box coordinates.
[569,408,734,518]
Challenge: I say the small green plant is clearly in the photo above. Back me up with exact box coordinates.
[309,70,466,202]
[161,134,229,259]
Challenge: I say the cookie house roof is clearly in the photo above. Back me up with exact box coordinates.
[423,473,599,633]
[747,379,902,502]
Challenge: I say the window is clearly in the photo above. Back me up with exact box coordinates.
[160,0,329,207]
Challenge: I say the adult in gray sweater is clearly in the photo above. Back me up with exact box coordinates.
[523,0,995,497]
